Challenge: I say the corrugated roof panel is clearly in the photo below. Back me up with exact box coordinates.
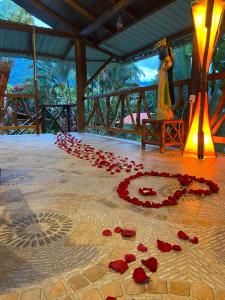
[100,0,192,56]
[36,34,71,57]
[86,46,110,60]
[0,29,30,53]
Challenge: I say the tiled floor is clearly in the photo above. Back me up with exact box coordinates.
[0,133,224,300]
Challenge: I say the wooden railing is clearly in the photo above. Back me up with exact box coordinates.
[85,79,190,135]
[0,93,39,134]
[41,104,77,133]
[85,72,225,145]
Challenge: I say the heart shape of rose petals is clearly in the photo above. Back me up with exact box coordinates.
[141,257,158,272]
[133,267,150,284]
[137,243,148,252]
[108,260,128,274]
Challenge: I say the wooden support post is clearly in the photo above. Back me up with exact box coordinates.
[32,26,40,134]
[75,38,86,132]
[66,105,71,132]
[41,106,46,133]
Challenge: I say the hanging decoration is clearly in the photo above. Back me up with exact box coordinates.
[116,15,123,31]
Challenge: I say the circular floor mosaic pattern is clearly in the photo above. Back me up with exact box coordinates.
[0,212,74,249]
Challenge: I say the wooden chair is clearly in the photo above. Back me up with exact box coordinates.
[141,118,185,153]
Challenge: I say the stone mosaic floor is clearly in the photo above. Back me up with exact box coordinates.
[0,133,224,300]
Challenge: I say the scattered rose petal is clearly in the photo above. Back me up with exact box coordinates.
[137,243,148,252]
[108,260,128,274]
[172,244,182,252]
[124,254,136,263]
[189,237,198,244]
[133,267,150,284]
[102,229,112,236]
[178,230,189,240]
[141,257,158,272]
[106,297,117,300]
[157,239,172,252]
[114,226,123,233]
[121,229,136,238]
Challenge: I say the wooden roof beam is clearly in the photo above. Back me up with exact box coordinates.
[0,20,75,38]
[80,0,139,37]
[109,0,137,21]
[98,0,176,45]
[64,0,113,35]
[29,0,80,35]
[29,0,119,59]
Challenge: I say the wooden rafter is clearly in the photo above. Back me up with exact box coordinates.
[108,0,137,21]
[29,0,80,34]
[80,0,139,37]
[28,0,118,58]
[64,0,113,35]
[98,0,176,45]
[0,20,75,38]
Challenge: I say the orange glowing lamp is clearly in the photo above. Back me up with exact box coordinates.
[183,0,225,159]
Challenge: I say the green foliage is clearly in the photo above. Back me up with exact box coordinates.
[0,0,34,24]
[22,61,76,105]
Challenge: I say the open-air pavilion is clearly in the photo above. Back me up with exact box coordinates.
[0,0,225,299]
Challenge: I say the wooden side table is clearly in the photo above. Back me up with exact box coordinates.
[141,119,185,153]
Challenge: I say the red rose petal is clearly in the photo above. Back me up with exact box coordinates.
[189,237,198,244]
[133,267,150,284]
[121,229,136,238]
[106,297,117,300]
[114,226,123,233]
[137,243,148,252]
[141,257,158,272]
[157,239,172,252]
[178,230,189,240]
[102,229,112,236]
[124,254,136,263]
[172,244,182,252]
[108,260,128,274]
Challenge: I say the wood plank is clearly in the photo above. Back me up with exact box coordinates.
[0,20,75,38]
[213,136,225,144]
[210,85,225,127]
[75,38,87,132]
[0,125,36,130]
[29,0,79,34]
[125,95,136,128]
[80,0,138,37]
[64,0,113,35]
[212,114,225,135]
[86,124,141,135]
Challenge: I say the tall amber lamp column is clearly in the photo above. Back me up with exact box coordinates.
[183,0,225,159]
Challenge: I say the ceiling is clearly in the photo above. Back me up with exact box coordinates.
[0,0,194,78]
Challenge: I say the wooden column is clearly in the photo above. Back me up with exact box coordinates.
[75,38,86,132]
[32,26,40,134]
